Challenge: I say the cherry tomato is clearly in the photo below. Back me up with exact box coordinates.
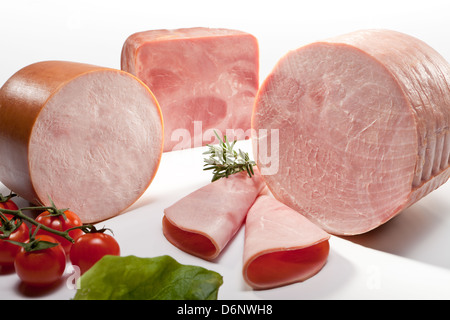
[0,199,19,211]
[33,210,83,254]
[69,232,120,274]
[0,214,29,267]
[14,235,66,286]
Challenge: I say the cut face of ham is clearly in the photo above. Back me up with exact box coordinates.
[252,29,450,235]
[121,27,259,152]
[243,195,330,290]
[0,61,163,223]
[163,171,265,261]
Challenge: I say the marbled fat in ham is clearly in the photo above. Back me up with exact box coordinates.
[122,28,259,152]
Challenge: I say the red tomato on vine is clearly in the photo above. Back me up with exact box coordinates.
[0,214,29,267]
[33,209,84,254]
[14,234,66,286]
[70,226,120,274]
[0,196,19,211]
[0,195,29,267]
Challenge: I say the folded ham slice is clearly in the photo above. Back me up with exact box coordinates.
[243,195,330,290]
[163,171,265,260]
[252,29,450,235]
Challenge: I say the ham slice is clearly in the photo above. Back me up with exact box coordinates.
[0,61,163,223]
[163,171,265,260]
[243,195,330,290]
[252,29,450,235]
[121,27,259,152]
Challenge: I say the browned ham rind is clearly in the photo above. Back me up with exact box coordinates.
[0,61,163,223]
[252,29,450,235]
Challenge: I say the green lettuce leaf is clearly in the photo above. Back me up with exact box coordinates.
[73,255,223,300]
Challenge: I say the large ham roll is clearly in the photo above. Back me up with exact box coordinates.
[0,61,163,223]
[252,29,450,235]
[163,171,265,261]
[243,195,330,290]
[121,27,259,152]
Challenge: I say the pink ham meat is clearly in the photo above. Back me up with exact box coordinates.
[121,27,259,152]
[252,29,450,235]
[163,171,265,260]
[243,195,330,290]
[0,61,163,223]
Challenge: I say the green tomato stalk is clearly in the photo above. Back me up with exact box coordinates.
[0,196,92,252]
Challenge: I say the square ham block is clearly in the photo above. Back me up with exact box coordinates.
[121,27,259,152]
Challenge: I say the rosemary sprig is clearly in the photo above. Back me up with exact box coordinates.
[203,131,256,182]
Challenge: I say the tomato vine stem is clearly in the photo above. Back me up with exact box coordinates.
[0,205,74,243]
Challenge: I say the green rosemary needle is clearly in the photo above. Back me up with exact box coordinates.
[203,131,256,182]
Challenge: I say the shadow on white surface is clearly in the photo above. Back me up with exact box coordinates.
[13,277,66,299]
[341,183,450,271]
[251,248,355,299]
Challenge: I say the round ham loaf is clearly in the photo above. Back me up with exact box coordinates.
[0,61,163,223]
[252,29,450,235]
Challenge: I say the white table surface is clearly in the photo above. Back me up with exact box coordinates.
[1,0,449,300]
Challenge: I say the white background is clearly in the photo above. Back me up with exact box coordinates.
[1,0,450,300]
